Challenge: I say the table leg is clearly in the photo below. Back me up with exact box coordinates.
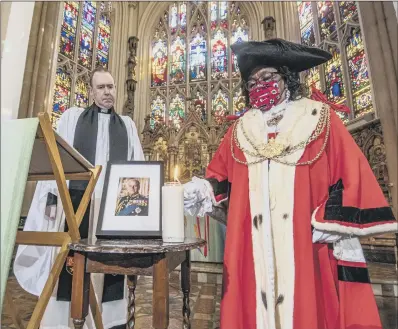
[181,251,191,329]
[127,275,138,329]
[152,254,169,329]
[71,252,90,329]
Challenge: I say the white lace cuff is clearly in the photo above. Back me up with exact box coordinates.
[312,228,342,243]
[184,177,217,218]
[332,237,366,263]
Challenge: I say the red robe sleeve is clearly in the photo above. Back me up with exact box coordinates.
[312,110,397,236]
[205,126,233,202]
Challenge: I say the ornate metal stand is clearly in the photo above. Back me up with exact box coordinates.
[127,275,138,329]
[181,251,191,329]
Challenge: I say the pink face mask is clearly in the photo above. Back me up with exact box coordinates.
[248,80,281,111]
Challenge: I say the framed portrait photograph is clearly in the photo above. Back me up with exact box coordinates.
[96,161,164,238]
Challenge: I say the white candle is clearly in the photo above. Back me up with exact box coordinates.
[162,181,185,243]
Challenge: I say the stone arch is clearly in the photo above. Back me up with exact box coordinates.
[176,120,210,142]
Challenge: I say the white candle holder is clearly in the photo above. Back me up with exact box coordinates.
[162,181,185,243]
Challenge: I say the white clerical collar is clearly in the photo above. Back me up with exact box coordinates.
[99,107,112,114]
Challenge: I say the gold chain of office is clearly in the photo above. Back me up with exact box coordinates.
[230,104,331,166]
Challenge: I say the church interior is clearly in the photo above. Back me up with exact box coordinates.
[1,1,397,329]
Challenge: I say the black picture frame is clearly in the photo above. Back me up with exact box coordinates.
[96,160,164,239]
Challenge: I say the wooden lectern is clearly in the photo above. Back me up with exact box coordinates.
[1,112,104,329]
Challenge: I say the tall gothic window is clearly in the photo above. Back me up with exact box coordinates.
[51,1,112,128]
[149,1,250,129]
[297,2,373,123]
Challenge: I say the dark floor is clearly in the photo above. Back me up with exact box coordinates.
[2,273,397,329]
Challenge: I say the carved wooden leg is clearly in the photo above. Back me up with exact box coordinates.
[127,275,138,329]
[152,254,169,329]
[181,251,191,329]
[71,252,90,329]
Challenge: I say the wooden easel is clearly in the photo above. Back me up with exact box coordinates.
[5,112,104,329]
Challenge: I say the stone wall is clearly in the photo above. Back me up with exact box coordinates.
[351,120,397,264]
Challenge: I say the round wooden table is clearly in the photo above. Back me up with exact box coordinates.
[69,237,206,329]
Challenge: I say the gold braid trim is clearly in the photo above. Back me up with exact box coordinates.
[231,104,331,167]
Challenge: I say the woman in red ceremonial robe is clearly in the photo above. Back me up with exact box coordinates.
[183,39,397,329]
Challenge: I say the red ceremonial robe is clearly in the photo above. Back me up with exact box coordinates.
[205,98,397,329]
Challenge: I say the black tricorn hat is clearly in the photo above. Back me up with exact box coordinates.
[231,38,332,82]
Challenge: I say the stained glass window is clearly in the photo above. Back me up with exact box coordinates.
[339,2,357,23]
[150,2,250,127]
[169,94,185,129]
[298,2,313,28]
[231,4,248,77]
[78,2,96,68]
[212,89,228,124]
[151,96,166,128]
[210,2,218,29]
[52,1,112,128]
[317,2,336,40]
[190,33,207,81]
[296,2,374,122]
[324,45,345,103]
[324,46,348,122]
[59,2,80,59]
[170,36,186,83]
[297,2,316,46]
[306,67,321,91]
[96,12,111,68]
[75,76,89,108]
[219,1,228,28]
[52,67,72,125]
[180,2,187,32]
[302,23,316,47]
[151,39,168,86]
[192,90,207,122]
[170,3,178,34]
[346,27,373,117]
[211,30,228,79]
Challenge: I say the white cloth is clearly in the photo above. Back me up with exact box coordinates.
[183,177,217,218]
[13,107,144,329]
[332,237,366,263]
[312,229,342,243]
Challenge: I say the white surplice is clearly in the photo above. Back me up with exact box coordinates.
[13,107,145,329]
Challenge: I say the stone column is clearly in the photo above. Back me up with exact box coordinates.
[18,2,62,119]
[109,2,141,117]
[358,2,398,216]
[1,2,35,121]
[109,2,129,114]
[1,2,12,57]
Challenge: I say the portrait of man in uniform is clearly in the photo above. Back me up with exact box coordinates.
[115,178,150,216]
